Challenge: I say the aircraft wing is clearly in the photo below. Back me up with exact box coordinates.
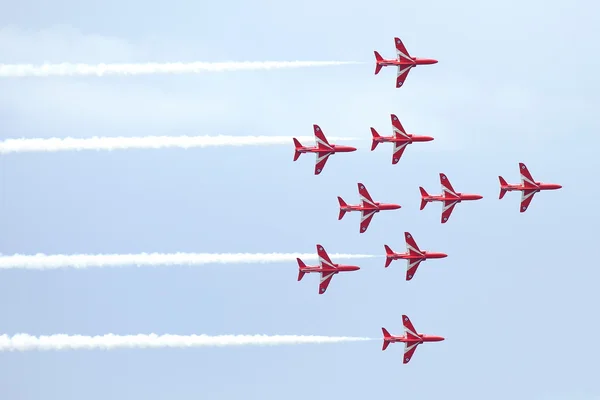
[403,342,420,364]
[394,37,412,61]
[520,189,537,213]
[392,142,409,164]
[360,209,377,233]
[519,163,537,188]
[396,65,413,88]
[313,125,333,150]
[391,114,410,139]
[319,272,335,294]
[440,173,458,198]
[441,200,459,223]
[406,259,423,281]
[316,245,334,267]
[358,183,376,207]
[315,151,333,175]
[405,232,422,255]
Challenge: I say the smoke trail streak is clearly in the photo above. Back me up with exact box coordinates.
[0,61,363,77]
[0,253,378,270]
[0,135,358,154]
[0,333,374,351]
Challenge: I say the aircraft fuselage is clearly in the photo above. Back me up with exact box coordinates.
[502,182,562,191]
[298,145,357,154]
[374,134,434,144]
[378,57,438,67]
[385,334,445,344]
[300,265,360,274]
[423,194,483,203]
[341,203,402,213]
[389,252,448,261]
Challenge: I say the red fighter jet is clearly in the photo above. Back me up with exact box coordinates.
[374,37,438,88]
[420,173,483,223]
[384,232,447,281]
[381,315,445,364]
[297,244,360,294]
[293,124,357,175]
[499,162,562,212]
[338,183,401,233]
[370,114,434,164]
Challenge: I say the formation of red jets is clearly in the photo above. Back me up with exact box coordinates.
[292,37,562,364]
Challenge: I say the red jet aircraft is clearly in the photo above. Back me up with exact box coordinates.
[370,114,434,164]
[420,173,483,223]
[382,315,445,364]
[384,232,447,280]
[297,244,360,294]
[293,124,357,175]
[499,162,562,212]
[374,37,438,88]
[338,183,401,233]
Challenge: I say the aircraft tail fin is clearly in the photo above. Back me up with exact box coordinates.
[292,138,302,161]
[498,176,508,199]
[337,196,347,220]
[374,51,383,75]
[419,187,429,210]
[383,245,394,268]
[370,128,381,150]
[381,327,392,351]
[297,258,306,281]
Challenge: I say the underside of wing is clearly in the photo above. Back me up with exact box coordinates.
[396,65,412,88]
[441,200,458,223]
[520,189,537,212]
[406,259,423,281]
[392,142,409,164]
[315,152,332,175]
[403,342,420,364]
[360,210,377,233]
[319,272,335,294]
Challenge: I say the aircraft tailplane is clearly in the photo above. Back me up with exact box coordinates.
[370,128,381,150]
[498,176,508,199]
[383,245,394,268]
[292,138,302,161]
[296,258,307,281]
[337,196,348,220]
[419,187,429,210]
[381,327,392,351]
[374,51,383,75]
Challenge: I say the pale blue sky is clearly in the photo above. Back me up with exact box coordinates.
[1,0,599,399]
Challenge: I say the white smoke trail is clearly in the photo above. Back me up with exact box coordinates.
[0,61,363,77]
[0,333,374,351]
[0,135,359,154]
[0,252,377,270]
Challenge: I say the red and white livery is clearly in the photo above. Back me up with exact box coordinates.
[293,124,357,175]
[374,37,438,88]
[297,244,360,294]
[384,232,447,280]
[381,315,445,364]
[370,114,434,164]
[419,173,483,223]
[338,183,401,233]
[498,162,562,212]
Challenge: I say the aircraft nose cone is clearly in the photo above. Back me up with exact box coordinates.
[475,195,483,200]
[424,136,434,141]
[440,253,448,258]
[348,146,357,152]
[556,184,563,189]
